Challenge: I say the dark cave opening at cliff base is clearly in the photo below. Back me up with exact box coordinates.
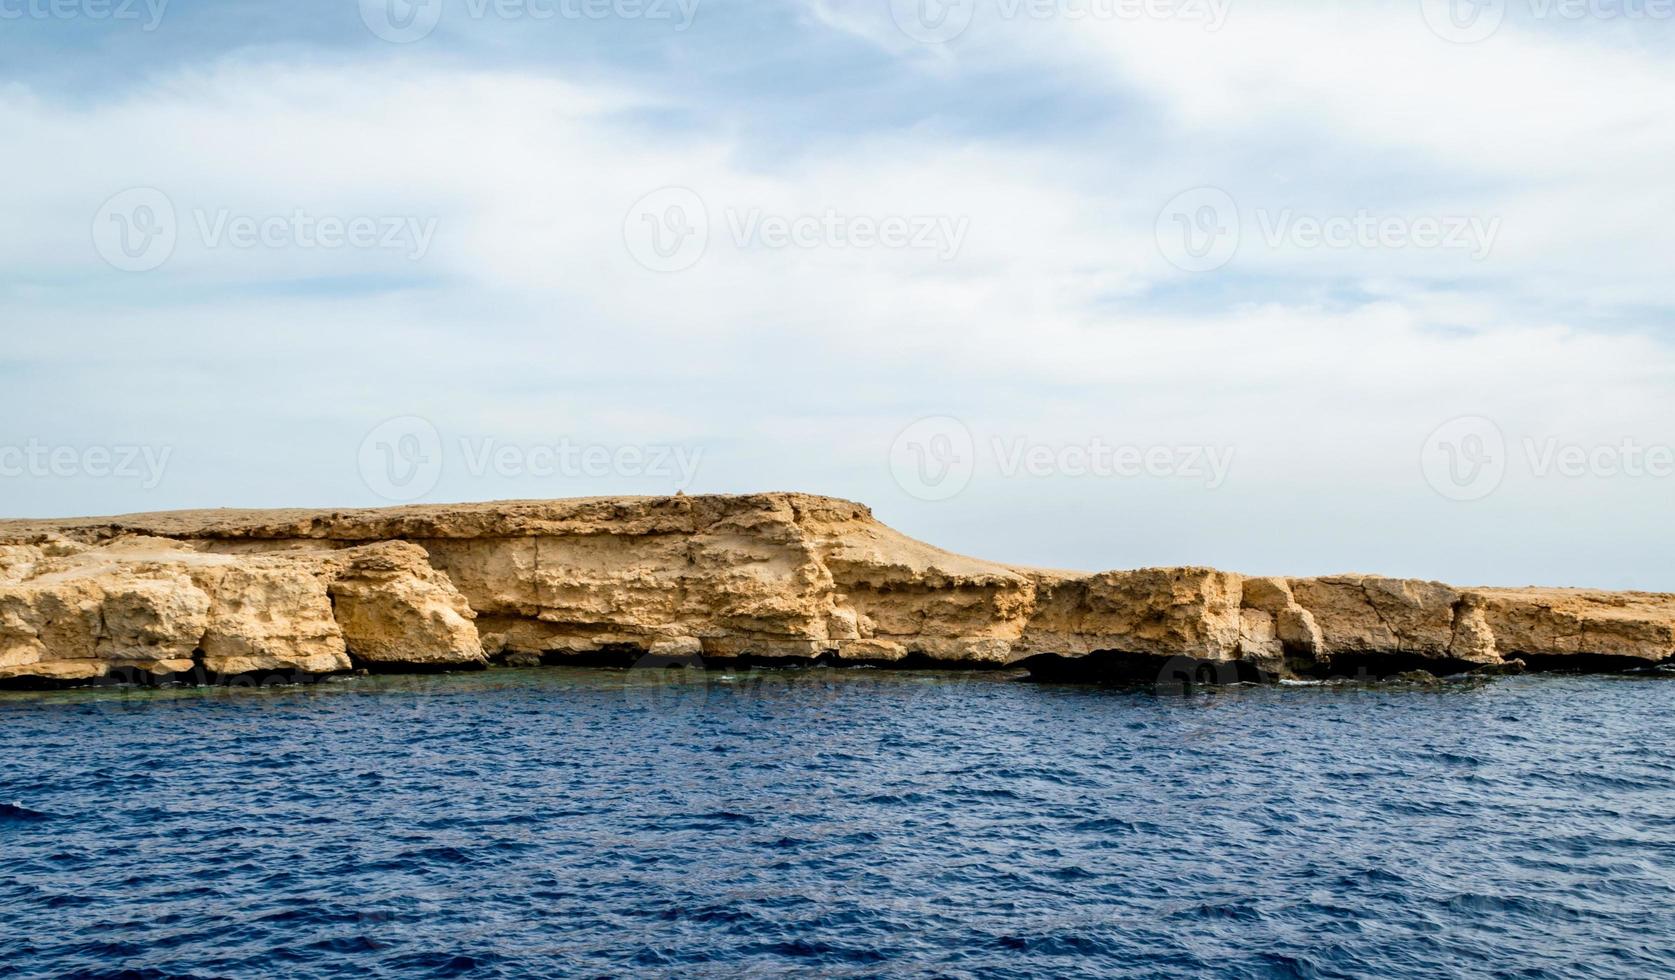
[534,644,656,669]
[1017,649,1675,687]
[1291,651,1486,682]
[1019,652,1271,689]
[0,663,352,693]
[346,653,489,676]
[1302,649,1674,680]
[525,646,1023,672]
[1510,651,1671,674]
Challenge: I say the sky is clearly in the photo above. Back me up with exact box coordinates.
[2,0,1673,589]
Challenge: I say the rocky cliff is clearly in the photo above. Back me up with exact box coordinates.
[2,494,1671,687]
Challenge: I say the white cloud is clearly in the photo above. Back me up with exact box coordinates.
[3,47,1674,587]
[798,0,1675,307]
[1056,2,1675,300]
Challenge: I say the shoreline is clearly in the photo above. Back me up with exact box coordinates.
[6,658,1669,703]
[4,493,1672,692]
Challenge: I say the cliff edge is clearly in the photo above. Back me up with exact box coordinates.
[3,493,1671,687]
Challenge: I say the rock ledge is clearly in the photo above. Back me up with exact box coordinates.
[3,494,1670,686]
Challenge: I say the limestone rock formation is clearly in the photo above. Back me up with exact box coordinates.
[0,535,484,685]
[328,543,483,670]
[1,493,1671,686]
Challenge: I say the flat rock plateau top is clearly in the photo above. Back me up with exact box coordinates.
[3,493,1671,686]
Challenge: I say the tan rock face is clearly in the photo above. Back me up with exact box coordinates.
[1,493,1671,685]
[329,543,484,668]
[1289,576,1461,659]
[1020,568,1244,661]
[1,577,103,671]
[0,535,484,684]
[1474,589,1675,662]
[97,576,213,664]
[199,561,348,676]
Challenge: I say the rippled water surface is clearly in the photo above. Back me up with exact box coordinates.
[4,669,1675,978]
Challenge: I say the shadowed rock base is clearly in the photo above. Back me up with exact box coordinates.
[3,494,1671,689]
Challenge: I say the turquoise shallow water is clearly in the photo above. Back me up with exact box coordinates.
[3,668,1674,978]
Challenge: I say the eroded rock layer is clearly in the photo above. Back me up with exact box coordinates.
[2,493,1671,686]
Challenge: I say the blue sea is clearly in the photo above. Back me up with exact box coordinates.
[3,668,1674,978]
